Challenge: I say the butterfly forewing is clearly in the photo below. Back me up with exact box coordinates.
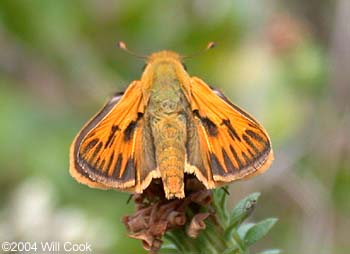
[186,77,273,186]
[70,81,154,191]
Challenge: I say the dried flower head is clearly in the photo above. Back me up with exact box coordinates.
[122,176,213,253]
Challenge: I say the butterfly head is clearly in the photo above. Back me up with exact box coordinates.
[117,41,215,92]
[140,51,189,89]
[147,50,183,63]
[144,51,186,73]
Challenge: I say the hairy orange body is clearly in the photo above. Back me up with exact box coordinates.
[70,50,273,199]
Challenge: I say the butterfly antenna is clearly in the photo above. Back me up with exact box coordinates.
[182,41,216,59]
[117,41,147,59]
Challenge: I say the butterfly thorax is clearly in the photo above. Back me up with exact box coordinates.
[145,63,190,199]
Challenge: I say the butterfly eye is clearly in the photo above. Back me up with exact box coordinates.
[182,63,188,71]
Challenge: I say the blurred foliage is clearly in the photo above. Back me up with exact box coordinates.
[0,0,349,253]
[161,191,279,254]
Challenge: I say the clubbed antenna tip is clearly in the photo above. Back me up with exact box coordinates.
[117,41,127,50]
[207,41,216,49]
[116,41,147,59]
[182,41,217,59]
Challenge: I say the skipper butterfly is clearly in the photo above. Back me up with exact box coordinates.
[69,42,273,199]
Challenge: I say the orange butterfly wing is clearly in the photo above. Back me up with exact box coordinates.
[69,81,159,193]
[185,77,273,188]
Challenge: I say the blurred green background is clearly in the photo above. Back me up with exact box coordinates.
[0,1,349,253]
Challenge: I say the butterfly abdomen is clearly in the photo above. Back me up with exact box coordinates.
[154,118,187,199]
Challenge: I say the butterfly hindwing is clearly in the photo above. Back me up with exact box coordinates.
[185,77,273,188]
[70,81,159,193]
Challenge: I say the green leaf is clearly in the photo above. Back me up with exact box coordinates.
[225,192,260,239]
[159,250,180,254]
[212,187,230,223]
[221,246,239,254]
[255,249,282,254]
[237,222,255,239]
[244,218,278,246]
[231,192,260,222]
[160,244,177,250]
[159,248,180,254]
[231,230,247,253]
